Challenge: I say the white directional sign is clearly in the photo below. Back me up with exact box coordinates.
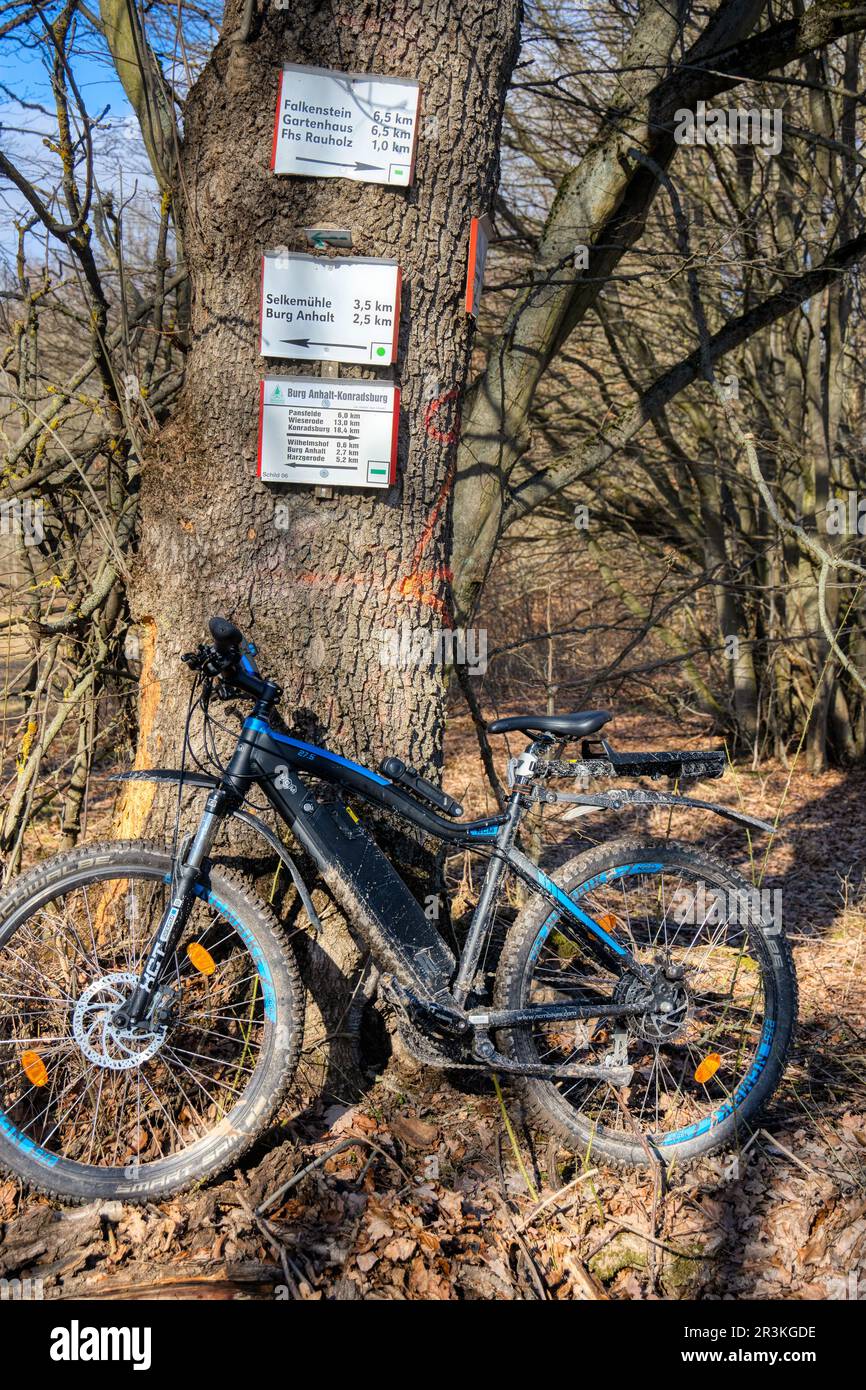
[257,377,400,489]
[271,64,421,187]
[260,252,401,365]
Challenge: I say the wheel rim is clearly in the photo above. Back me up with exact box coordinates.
[0,868,274,1175]
[522,859,774,1148]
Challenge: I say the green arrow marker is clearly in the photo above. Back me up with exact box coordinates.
[376,347,386,357]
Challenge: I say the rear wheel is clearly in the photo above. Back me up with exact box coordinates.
[0,841,304,1201]
[495,837,796,1167]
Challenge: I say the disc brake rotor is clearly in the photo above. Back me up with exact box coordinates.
[614,967,691,1044]
[72,972,167,1070]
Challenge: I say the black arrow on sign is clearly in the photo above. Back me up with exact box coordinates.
[297,158,385,172]
[281,338,366,350]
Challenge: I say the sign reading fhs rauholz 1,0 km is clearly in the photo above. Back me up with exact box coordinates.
[271,63,421,187]
[260,251,401,365]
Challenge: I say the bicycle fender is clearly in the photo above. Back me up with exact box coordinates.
[108,770,322,932]
[552,787,776,836]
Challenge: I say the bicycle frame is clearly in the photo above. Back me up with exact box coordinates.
[114,710,656,1037]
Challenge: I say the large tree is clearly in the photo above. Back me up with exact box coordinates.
[109,0,523,822]
[3,0,866,873]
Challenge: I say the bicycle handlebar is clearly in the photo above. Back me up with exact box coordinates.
[182,617,279,707]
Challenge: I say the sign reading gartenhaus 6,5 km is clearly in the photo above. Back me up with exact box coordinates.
[271,63,421,187]
[258,377,400,489]
[260,252,401,365]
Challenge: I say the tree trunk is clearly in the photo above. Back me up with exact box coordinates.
[119,0,522,1084]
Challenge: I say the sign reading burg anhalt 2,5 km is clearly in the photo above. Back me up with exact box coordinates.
[271,64,421,187]
[260,252,401,365]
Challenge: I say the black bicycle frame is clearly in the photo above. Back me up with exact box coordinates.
[116,711,655,1031]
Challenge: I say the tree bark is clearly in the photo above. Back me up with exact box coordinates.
[119,0,522,1084]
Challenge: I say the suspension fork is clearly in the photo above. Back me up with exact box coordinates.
[114,788,233,1029]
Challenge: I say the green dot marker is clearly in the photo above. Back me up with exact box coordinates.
[376,347,386,357]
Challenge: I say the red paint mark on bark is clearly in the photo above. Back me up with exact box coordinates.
[423,387,461,444]
[397,441,459,621]
[270,70,285,172]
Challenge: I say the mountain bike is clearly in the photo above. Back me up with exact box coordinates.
[0,618,797,1200]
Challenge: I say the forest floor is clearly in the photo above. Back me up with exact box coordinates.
[1,714,865,1301]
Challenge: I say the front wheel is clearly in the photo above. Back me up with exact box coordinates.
[0,841,304,1201]
[495,837,797,1168]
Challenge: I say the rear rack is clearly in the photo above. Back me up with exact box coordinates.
[539,738,726,785]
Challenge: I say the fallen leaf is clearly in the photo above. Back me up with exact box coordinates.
[383,1236,417,1262]
[390,1114,439,1149]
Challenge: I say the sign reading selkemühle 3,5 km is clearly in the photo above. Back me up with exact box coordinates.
[271,64,421,187]
[258,377,400,488]
[260,252,401,365]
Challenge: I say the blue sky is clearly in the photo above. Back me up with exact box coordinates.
[3,39,130,111]
[0,26,154,261]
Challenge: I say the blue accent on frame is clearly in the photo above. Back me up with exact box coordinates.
[245,717,391,786]
[528,862,665,962]
[467,825,500,839]
[534,870,629,955]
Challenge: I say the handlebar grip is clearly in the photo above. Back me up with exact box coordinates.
[380,757,463,818]
[209,616,243,653]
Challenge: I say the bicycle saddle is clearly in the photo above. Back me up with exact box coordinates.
[486,710,612,738]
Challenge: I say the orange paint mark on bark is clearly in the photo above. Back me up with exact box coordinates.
[397,566,453,616]
[115,616,161,839]
[291,451,459,622]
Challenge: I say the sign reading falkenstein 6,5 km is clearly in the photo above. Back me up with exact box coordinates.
[271,63,421,186]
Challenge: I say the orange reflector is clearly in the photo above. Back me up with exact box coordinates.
[21,1050,48,1087]
[187,942,216,976]
[694,1053,722,1084]
[596,914,617,932]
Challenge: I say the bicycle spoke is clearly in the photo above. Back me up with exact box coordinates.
[523,857,773,1145]
[0,868,272,1175]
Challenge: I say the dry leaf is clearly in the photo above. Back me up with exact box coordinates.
[390,1114,439,1149]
